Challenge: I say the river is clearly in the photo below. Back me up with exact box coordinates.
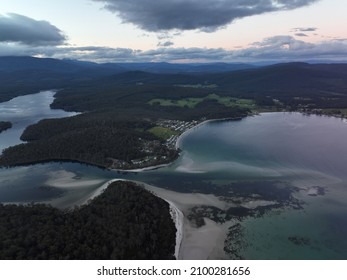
[1,91,347,259]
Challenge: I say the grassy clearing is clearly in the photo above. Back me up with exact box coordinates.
[174,84,218,89]
[148,126,179,140]
[148,98,201,108]
[148,94,256,109]
[321,108,347,116]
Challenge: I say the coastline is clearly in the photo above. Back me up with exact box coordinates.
[139,182,230,260]
[113,163,173,173]
[175,116,244,150]
[167,200,184,259]
[68,177,232,260]
[73,178,185,259]
[119,116,245,172]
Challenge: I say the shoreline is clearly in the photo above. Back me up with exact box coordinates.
[75,178,185,260]
[175,116,244,150]
[127,180,184,260]
[113,163,173,173]
[167,200,184,259]
[137,182,231,260]
[119,116,246,173]
[71,178,232,260]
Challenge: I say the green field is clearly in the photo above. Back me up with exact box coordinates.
[174,84,218,89]
[148,94,256,109]
[148,126,179,140]
[149,98,201,108]
[322,108,347,116]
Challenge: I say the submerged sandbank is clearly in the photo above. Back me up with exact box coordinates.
[139,183,231,259]
[45,170,104,188]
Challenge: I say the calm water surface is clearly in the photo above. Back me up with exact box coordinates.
[0,91,77,152]
[1,92,347,259]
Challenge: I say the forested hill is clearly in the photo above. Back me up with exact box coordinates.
[219,63,347,108]
[0,56,255,102]
[2,56,347,108]
[0,56,254,73]
[0,56,121,102]
[102,62,347,108]
[49,62,347,113]
[211,62,347,101]
[2,57,347,169]
[0,181,176,260]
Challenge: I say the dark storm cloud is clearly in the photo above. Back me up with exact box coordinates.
[92,0,320,32]
[0,13,66,45]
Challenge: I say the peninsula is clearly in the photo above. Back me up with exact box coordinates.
[0,181,176,260]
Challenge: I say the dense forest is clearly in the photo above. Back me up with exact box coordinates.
[0,181,176,260]
[0,121,12,134]
[51,62,347,112]
[0,56,254,102]
[0,114,178,168]
[51,84,250,120]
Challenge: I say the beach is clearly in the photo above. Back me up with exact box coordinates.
[138,182,230,259]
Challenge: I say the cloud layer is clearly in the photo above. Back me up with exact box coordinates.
[93,0,320,32]
[0,13,66,46]
[2,36,347,63]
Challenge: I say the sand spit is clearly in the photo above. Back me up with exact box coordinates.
[164,200,184,259]
[139,183,230,259]
[115,163,172,173]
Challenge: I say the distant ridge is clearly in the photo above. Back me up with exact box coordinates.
[1,56,347,107]
[0,56,124,74]
[0,56,256,74]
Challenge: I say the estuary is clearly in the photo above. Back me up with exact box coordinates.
[1,91,347,259]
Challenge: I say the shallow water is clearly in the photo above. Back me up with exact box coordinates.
[1,92,347,259]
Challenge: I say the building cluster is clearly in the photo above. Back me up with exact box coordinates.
[108,139,171,170]
[156,119,200,149]
[157,119,199,133]
[166,135,178,149]
[109,119,201,170]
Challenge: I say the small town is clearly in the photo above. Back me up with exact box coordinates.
[156,119,200,149]
[108,119,201,170]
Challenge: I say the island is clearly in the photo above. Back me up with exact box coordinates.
[0,121,12,134]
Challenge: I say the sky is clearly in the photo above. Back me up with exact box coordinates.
[0,0,346,63]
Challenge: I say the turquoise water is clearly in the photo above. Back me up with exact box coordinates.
[1,92,347,259]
